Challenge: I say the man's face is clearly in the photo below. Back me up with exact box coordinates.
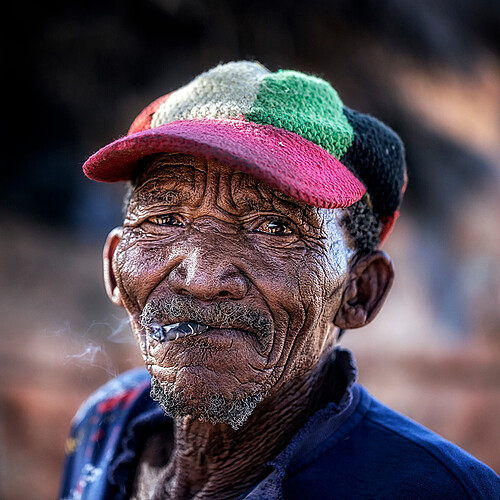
[110,153,353,428]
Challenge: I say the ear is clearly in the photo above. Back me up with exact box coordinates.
[334,251,394,329]
[103,227,124,307]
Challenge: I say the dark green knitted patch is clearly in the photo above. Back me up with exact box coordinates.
[245,70,354,159]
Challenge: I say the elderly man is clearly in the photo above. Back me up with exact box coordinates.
[60,62,499,499]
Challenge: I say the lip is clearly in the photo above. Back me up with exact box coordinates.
[148,322,210,342]
[147,319,266,339]
[145,321,267,350]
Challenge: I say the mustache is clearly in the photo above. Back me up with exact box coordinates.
[139,295,273,339]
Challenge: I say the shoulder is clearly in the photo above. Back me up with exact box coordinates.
[360,387,500,498]
[59,369,153,499]
[283,385,500,499]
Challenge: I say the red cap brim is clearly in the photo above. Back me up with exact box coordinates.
[83,119,366,209]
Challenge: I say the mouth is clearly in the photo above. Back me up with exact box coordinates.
[145,320,269,351]
[147,321,210,342]
[140,298,274,351]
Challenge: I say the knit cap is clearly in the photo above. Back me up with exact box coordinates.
[83,61,406,244]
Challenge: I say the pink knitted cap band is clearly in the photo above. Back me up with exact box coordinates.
[83,118,366,209]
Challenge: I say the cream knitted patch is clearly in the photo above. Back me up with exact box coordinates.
[151,61,269,127]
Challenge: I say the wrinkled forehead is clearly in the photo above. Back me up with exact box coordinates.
[130,153,335,225]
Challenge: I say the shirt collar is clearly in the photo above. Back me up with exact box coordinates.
[242,346,359,499]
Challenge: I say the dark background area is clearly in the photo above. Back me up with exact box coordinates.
[1,1,499,498]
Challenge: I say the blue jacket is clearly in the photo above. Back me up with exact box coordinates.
[59,349,500,499]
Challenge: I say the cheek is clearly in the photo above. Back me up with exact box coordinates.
[297,253,348,311]
[259,245,347,325]
[113,233,177,357]
[274,250,349,378]
[113,232,173,310]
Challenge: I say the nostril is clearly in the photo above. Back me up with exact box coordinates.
[168,256,249,301]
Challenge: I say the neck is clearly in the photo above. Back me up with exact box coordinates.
[143,354,343,500]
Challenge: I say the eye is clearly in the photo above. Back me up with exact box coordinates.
[148,214,184,226]
[256,218,293,235]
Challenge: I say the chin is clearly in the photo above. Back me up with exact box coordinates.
[150,372,265,430]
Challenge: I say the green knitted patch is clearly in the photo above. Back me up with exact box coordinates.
[245,70,354,159]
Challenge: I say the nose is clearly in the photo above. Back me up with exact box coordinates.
[168,247,249,301]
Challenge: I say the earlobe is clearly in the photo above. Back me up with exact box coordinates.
[103,227,124,307]
[334,251,394,330]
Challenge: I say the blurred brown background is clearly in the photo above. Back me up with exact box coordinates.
[1,1,499,498]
